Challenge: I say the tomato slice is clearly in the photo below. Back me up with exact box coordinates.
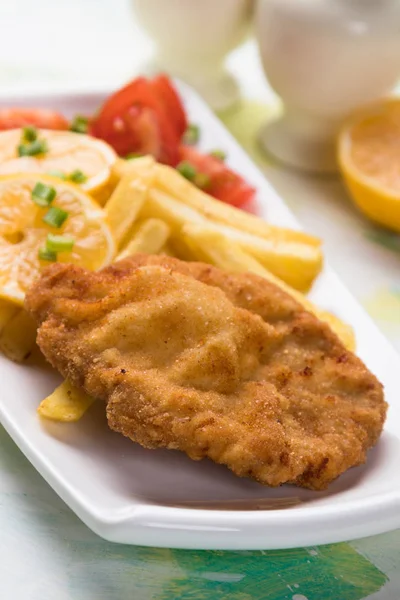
[179,145,256,207]
[94,102,180,165]
[90,76,185,165]
[125,106,180,165]
[91,78,152,135]
[150,75,187,138]
[0,108,68,131]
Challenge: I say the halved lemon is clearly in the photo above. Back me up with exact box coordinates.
[0,129,118,204]
[0,174,115,305]
[338,99,400,232]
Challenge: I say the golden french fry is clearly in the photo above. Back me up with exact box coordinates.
[144,188,205,229]
[214,222,322,291]
[91,177,120,207]
[158,243,177,257]
[142,190,207,260]
[155,164,321,247]
[145,189,321,291]
[111,155,156,182]
[106,177,149,248]
[169,235,202,262]
[38,379,95,422]
[0,299,18,334]
[181,224,271,275]
[118,218,171,259]
[0,309,37,362]
[181,224,355,350]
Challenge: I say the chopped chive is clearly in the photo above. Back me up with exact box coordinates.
[209,149,226,161]
[70,115,89,134]
[69,169,87,183]
[183,123,200,145]
[17,144,29,157]
[22,126,37,142]
[176,161,197,181]
[46,233,74,253]
[31,182,56,207]
[125,152,143,160]
[194,172,211,190]
[18,139,48,157]
[46,169,66,180]
[43,206,69,228]
[38,247,57,262]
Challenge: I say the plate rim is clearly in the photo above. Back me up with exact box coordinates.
[0,80,399,549]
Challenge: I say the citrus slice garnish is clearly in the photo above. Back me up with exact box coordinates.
[0,174,115,304]
[338,99,400,232]
[0,129,118,204]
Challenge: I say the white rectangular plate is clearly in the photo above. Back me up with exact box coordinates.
[0,82,399,550]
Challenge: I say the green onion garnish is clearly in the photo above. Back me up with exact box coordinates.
[176,161,197,181]
[209,149,226,161]
[31,182,56,207]
[46,169,66,180]
[38,247,57,262]
[183,123,200,145]
[70,115,89,134]
[194,172,211,190]
[22,126,38,142]
[43,206,69,228]
[69,169,87,183]
[46,233,74,253]
[18,139,48,157]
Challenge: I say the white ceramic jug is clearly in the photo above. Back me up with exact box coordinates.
[132,0,254,110]
[256,0,400,173]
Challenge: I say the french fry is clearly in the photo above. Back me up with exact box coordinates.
[145,189,322,291]
[38,379,95,422]
[118,218,170,259]
[181,224,273,275]
[0,299,18,334]
[0,309,37,362]
[155,164,321,247]
[181,224,355,350]
[169,234,202,262]
[143,190,209,261]
[106,176,150,248]
[92,178,120,207]
[145,188,205,229]
[111,155,156,182]
[158,243,177,257]
[214,222,322,291]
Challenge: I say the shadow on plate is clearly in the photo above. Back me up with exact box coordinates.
[38,399,397,512]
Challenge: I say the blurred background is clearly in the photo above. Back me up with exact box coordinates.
[0,0,269,100]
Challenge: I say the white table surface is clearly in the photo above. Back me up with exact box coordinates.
[1,1,400,598]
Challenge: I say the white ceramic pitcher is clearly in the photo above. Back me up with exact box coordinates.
[256,0,400,173]
[131,0,254,110]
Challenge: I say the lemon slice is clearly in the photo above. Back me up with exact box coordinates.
[0,174,115,304]
[338,99,400,232]
[0,129,118,204]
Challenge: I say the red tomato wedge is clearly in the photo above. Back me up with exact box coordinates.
[90,75,186,165]
[179,145,256,207]
[150,75,187,138]
[0,108,68,131]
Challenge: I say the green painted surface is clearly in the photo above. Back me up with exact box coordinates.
[154,545,387,600]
